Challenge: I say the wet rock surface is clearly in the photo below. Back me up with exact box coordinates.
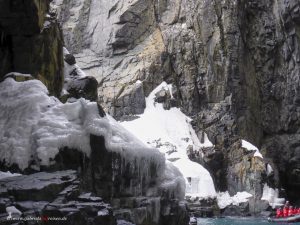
[0,170,116,225]
[65,76,98,102]
[186,198,220,218]
[38,134,189,225]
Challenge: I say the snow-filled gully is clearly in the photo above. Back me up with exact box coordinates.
[121,82,217,199]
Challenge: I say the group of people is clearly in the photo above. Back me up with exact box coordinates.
[276,201,300,218]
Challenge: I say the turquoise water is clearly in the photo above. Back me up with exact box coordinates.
[196,217,300,225]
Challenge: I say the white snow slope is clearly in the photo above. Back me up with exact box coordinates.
[121,82,217,199]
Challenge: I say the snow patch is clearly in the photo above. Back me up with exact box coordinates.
[0,171,21,180]
[261,184,285,208]
[267,164,273,175]
[97,208,109,216]
[241,139,263,158]
[4,72,32,79]
[117,220,135,225]
[217,191,253,209]
[121,82,216,199]
[63,47,86,79]
[6,206,22,218]
[62,47,87,97]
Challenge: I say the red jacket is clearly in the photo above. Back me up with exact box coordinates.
[293,208,298,215]
[288,208,293,216]
[276,209,283,218]
[283,208,288,217]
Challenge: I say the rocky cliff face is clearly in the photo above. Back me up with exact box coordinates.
[52,0,300,209]
[0,1,189,225]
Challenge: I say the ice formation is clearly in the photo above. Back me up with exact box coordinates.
[121,82,216,199]
[0,75,185,200]
[241,139,263,158]
[0,171,21,180]
[217,191,253,209]
[0,77,162,170]
[6,206,22,218]
[261,184,285,208]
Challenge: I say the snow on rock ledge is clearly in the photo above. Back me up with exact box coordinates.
[0,77,163,173]
[217,191,253,209]
[0,171,21,180]
[241,139,263,158]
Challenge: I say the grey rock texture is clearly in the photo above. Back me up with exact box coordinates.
[53,0,300,208]
[65,76,99,101]
[52,0,300,208]
[0,170,116,225]
[51,0,170,118]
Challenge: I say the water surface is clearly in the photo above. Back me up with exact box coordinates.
[196,217,300,225]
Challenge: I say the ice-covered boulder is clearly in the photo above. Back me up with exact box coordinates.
[61,48,99,102]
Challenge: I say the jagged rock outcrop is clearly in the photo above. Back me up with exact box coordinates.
[51,0,300,208]
[0,0,64,97]
[0,170,116,225]
[51,0,171,118]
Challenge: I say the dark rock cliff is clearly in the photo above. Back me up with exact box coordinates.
[190,0,300,204]
[52,0,300,208]
[0,0,64,97]
[1,0,300,221]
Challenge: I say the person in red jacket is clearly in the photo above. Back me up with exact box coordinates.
[283,206,289,217]
[293,207,298,215]
[276,207,283,218]
[288,206,294,217]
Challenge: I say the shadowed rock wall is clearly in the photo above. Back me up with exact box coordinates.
[0,0,64,97]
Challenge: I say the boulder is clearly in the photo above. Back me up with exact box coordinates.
[64,54,76,65]
[66,76,98,102]
[154,87,177,110]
